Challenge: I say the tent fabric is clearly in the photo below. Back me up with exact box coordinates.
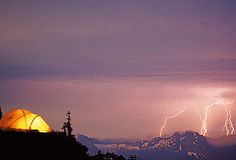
[0,108,52,132]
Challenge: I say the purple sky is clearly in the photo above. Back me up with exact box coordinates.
[1,0,236,139]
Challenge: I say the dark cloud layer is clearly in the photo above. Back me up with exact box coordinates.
[1,0,236,72]
[1,59,236,83]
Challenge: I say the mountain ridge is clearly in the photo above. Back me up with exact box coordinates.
[77,131,236,160]
[206,134,236,147]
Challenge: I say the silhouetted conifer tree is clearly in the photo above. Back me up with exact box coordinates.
[0,106,2,119]
[62,110,74,138]
[91,151,126,160]
[128,154,137,160]
[61,122,67,135]
[66,110,73,138]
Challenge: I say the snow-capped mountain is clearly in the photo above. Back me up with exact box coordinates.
[93,131,209,160]
[77,131,236,160]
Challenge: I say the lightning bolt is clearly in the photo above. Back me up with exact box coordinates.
[159,107,187,137]
[222,105,230,135]
[228,106,235,135]
[115,101,235,137]
[222,105,235,135]
[200,101,235,136]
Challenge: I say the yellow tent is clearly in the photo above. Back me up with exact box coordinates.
[0,108,52,133]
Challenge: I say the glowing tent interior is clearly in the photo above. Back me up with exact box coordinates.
[0,108,52,132]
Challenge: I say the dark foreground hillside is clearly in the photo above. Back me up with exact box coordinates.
[0,130,125,160]
[0,130,88,160]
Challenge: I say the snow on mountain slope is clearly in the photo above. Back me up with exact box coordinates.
[93,131,209,159]
[78,131,236,160]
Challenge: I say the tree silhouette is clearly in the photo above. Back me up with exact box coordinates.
[62,110,74,138]
[66,110,73,138]
[0,106,2,119]
[91,151,126,160]
[128,154,137,160]
[61,122,67,135]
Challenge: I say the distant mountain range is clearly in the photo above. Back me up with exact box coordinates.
[206,134,236,147]
[77,131,236,160]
